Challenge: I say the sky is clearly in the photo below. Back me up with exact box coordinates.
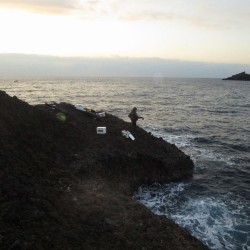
[0,0,250,77]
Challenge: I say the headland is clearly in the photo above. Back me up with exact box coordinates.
[0,91,208,249]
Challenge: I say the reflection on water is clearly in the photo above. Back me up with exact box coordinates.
[1,77,250,250]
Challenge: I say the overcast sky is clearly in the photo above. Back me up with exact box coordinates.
[0,0,250,77]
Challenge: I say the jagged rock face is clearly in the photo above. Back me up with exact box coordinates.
[223,71,250,81]
[0,91,207,250]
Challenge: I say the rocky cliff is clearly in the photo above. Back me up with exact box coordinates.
[0,91,208,250]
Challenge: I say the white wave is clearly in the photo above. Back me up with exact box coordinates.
[144,128,195,149]
[145,128,237,169]
[134,183,250,250]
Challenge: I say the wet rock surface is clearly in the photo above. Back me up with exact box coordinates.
[0,91,208,249]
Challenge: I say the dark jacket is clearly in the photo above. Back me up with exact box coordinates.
[128,107,143,122]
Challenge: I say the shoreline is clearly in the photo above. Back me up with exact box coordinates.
[0,91,208,249]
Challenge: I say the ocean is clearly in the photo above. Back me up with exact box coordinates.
[0,77,249,250]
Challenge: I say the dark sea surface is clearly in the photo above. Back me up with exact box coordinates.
[1,77,249,250]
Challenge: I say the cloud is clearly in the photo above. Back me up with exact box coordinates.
[119,11,224,30]
[116,0,250,30]
[0,53,249,78]
[119,11,175,21]
[0,0,249,31]
[0,0,112,19]
[0,0,80,15]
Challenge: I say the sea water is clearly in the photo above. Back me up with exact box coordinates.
[0,77,249,250]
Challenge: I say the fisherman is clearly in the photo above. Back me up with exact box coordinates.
[128,107,144,133]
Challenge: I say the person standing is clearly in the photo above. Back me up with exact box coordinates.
[128,107,144,133]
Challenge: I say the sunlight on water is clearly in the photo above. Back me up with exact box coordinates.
[1,77,249,250]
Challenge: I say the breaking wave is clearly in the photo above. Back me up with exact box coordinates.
[134,183,250,250]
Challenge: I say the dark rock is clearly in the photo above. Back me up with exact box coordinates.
[0,91,208,250]
[9,240,21,250]
[223,71,250,81]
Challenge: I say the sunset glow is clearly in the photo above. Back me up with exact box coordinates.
[0,0,250,64]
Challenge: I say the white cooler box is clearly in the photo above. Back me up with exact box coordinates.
[96,127,107,134]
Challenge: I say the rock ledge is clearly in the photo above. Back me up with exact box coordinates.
[0,91,208,250]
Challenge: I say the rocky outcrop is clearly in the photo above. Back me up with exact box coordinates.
[0,91,208,250]
[223,71,250,81]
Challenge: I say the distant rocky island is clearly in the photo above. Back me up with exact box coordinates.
[223,71,250,81]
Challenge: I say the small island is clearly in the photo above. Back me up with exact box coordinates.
[222,71,250,81]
